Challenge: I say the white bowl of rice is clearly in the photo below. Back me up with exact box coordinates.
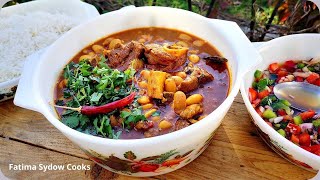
[0,0,99,101]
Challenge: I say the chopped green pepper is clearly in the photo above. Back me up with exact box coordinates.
[277,129,286,137]
[257,78,269,91]
[254,70,263,79]
[263,109,277,119]
[293,115,303,125]
[297,63,305,69]
[312,119,320,128]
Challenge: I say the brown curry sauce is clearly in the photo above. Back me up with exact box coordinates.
[54,27,230,139]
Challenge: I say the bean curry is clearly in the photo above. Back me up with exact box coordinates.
[54,27,230,139]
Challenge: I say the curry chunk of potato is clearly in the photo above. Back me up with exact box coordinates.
[179,104,203,119]
[147,70,167,99]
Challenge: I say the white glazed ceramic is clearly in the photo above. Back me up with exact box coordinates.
[0,0,99,102]
[241,34,320,173]
[14,6,262,176]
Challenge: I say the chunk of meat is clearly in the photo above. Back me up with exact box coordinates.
[179,76,199,92]
[107,41,144,71]
[179,63,214,92]
[144,44,188,72]
[191,67,214,84]
[179,104,203,119]
[135,121,154,131]
[145,44,176,65]
[175,119,190,131]
[162,91,174,103]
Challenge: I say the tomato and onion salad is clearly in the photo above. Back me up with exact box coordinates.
[249,59,320,156]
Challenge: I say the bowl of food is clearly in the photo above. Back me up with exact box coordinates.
[241,34,320,173]
[14,6,261,176]
[0,0,99,102]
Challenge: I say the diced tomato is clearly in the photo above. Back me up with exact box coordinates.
[310,145,320,153]
[283,60,296,72]
[295,76,304,82]
[291,134,299,144]
[306,73,320,84]
[248,88,258,103]
[258,89,270,99]
[255,108,263,116]
[299,110,316,121]
[269,63,280,73]
[286,123,301,135]
[277,109,287,116]
[252,99,261,108]
[299,133,311,146]
[277,70,288,77]
[314,150,320,156]
[314,79,320,86]
[301,146,312,152]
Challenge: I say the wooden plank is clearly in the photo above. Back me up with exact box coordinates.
[0,93,316,179]
[0,100,87,159]
[0,138,94,180]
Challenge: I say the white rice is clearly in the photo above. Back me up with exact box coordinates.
[0,11,80,83]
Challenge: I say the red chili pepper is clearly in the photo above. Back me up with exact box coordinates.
[55,92,136,116]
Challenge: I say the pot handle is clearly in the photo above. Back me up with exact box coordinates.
[13,49,45,113]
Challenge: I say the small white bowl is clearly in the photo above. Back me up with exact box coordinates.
[14,6,262,177]
[241,34,320,172]
[0,0,99,102]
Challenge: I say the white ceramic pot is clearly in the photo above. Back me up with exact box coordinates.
[240,34,320,174]
[14,7,261,176]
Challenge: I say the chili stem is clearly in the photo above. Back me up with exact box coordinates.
[53,104,81,113]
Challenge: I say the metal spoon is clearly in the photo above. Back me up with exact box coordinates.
[274,82,320,113]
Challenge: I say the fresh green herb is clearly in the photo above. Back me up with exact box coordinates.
[120,108,147,128]
[63,116,79,129]
[59,56,137,138]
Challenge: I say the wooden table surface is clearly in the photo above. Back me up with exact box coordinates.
[0,93,316,180]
